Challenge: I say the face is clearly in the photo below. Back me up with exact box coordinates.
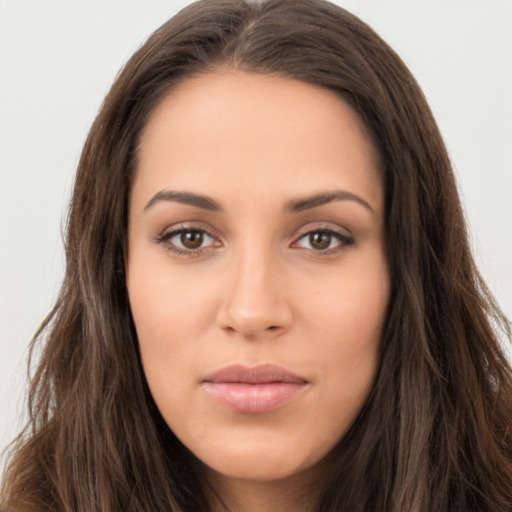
[127,71,389,486]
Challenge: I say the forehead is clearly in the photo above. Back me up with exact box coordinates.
[133,70,383,213]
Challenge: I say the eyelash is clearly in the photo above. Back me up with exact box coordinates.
[155,225,355,257]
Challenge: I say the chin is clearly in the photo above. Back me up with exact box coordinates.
[212,461,299,482]
[197,440,328,484]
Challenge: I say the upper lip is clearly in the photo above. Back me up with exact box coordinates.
[203,364,308,384]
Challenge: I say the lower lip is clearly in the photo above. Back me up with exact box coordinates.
[204,382,306,413]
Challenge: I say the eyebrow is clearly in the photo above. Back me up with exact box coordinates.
[144,190,223,212]
[285,190,375,214]
[143,189,375,214]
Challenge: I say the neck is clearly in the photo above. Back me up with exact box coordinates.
[204,464,326,512]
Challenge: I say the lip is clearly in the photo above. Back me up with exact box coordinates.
[203,364,309,414]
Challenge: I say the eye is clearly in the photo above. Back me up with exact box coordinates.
[294,228,354,253]
[157,227,219,254]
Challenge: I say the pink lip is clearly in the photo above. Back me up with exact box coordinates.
[203,364,308,414]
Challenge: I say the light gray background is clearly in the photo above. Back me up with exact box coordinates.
[1,0,511,466]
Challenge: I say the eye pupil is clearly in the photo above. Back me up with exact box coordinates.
[180,230,204,249]
[309,232,331,250]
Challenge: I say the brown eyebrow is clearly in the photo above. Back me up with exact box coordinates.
[144,189,374,215]
[144,190,223,212]
[284,190,375,214]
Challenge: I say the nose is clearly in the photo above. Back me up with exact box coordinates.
[216,244,293,340]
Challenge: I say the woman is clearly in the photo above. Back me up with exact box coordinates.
[2,0,511,510]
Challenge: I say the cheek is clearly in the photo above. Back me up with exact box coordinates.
[302,255,389,349]
[128,257,214,341]
[126,259,213,398]
[299,257,389,409]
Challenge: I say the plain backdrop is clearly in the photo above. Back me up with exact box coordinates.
[1,0,511,467]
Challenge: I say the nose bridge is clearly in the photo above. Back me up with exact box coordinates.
[218,236,292,337]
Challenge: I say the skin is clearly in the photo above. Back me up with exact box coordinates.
[127,70,390,511]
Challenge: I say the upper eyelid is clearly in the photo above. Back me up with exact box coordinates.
[159,222,219,238]
[164,227,216,240]
[292,222,353,240]
[292,228,354,248]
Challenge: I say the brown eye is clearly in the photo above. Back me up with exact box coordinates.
[158,228,218,254]
[294,228,355,253]
[309,232,332,251]
[180,230,204,249]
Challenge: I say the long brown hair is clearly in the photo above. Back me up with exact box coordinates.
[2,1,511,510]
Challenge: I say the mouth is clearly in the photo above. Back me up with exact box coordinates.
[203,364,309,414]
